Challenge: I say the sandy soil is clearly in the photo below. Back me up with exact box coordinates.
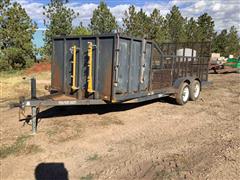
[0,73,239,180]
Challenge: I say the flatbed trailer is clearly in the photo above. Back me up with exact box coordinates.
[19,33,211,133]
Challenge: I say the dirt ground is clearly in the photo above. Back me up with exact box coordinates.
[0,73,239,180]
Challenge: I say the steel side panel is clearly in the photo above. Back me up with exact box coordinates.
[98,37,114,100]
[113,40,153,102]
[52,39,64,92]
[140,43,151,91]
[115,39,130,94]
[129,40,141,92]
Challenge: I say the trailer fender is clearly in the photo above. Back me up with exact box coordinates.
[173,77,196,91]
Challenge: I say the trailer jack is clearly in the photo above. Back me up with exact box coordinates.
[18,77,40,134]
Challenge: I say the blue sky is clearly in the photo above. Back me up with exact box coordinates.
[17,0,240,48]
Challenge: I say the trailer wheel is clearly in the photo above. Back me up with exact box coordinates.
[213,68,218,74]
[176,82,190,105]
[190,80,201,101]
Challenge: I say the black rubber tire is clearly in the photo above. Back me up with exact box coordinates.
[175,82,190,105]
[189,80,201,101]
[213,68,218,74]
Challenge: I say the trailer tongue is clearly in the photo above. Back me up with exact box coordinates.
[19,33,211,133]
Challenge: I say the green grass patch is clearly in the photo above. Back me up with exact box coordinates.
[46,127,59,137]
[0,135,30,159]
[100,117,124,126]
[0,134,43,159]
[25,144,43,154]
[108,147,114,152]
[86,153,99,161]
[46,122,84,144]
[80,173,94,180]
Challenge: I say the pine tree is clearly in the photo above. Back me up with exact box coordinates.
[43,0,76,56]
[122,5,138,36]
[122,6,150,38]
[226,26,240,56]
[165,5,186,42]
[136,9,150,38]
[149,8,167,43]
[212,29,228,56]
[89,2,118,34]
[185,17,198,42]
[0,1,37,70]
[197,13,214,42]
[71,22,91,36]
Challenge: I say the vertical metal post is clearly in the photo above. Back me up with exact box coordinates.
[183,46,186,77]
[31,77,36,99]
[71,45,78,91]
[31,106,37,134]
[87,42,94,93]
[95,38,100,98]
[114,34,120,86]
[140,39,146,83]
[63,38,67,93]
[127,38,133,93]
[191,43,194,76]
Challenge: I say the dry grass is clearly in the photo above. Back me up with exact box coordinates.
[45,120,84,144]
[0,134,43,159]
[86,153,100,161]
[0,71,51,106]
[80,173,94,180]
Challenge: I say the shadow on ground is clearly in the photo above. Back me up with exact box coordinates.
[208,70,239,74]
[35,163,68,180]
[37,96,176,120]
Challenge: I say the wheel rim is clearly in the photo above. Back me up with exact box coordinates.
[182,86,189,102]
[194,83,200,98]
